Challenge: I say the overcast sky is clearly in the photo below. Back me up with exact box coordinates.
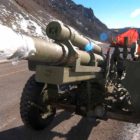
[73,0,140,29]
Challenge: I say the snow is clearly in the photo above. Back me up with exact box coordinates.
[0,24,36,60]
[0,5,12,20]
[0,3,45,38]
[76,20,83,26]
[11,12,44,37]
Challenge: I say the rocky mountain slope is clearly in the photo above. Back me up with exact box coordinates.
[0,0,54,39]
[0,0,111,40]
[32,0,111,39]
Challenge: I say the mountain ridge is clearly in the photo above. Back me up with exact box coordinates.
[0,0,112,40]
[29,0,112,40]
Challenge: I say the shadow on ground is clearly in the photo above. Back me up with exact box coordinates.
[0,111,99,140]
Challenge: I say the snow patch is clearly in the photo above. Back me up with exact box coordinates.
[0,24,36,60]
[0,4,45,38]
[76,20,83,26]
[0,5,11,17]
[11,13,44,36]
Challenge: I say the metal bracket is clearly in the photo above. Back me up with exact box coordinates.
[75,57,101,73]
[62,40,102,73]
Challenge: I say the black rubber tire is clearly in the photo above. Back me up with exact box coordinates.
[20,75,56,130]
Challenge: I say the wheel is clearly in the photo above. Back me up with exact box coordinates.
[20,74,56,130]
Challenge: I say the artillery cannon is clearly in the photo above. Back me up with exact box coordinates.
[1,21,140,130]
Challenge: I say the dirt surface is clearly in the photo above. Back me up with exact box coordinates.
[0,61,140,140]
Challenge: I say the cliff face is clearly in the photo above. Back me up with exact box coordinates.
[33,0,111,40]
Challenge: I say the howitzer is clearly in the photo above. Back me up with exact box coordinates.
[1,21,140,130]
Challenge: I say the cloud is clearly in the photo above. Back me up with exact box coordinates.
[130,9,140,18]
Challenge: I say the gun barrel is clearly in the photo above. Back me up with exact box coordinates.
[46,21,102,54]
[28,38,104,65]
[0,24,104,66]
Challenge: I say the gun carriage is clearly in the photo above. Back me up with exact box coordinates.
[0,21,140,130]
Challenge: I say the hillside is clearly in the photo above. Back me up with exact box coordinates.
[0,0,111,40]
[32,0,111,39]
